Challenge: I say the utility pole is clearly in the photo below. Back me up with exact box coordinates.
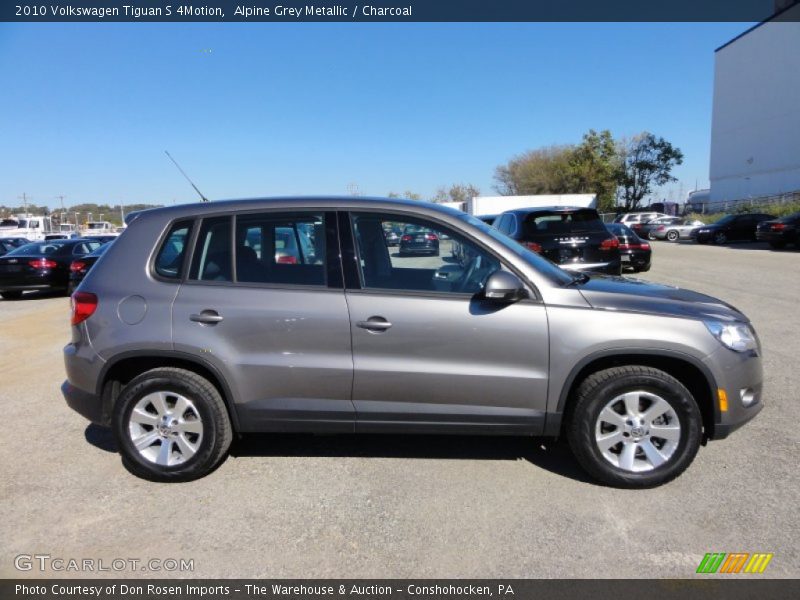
[18,193,30,216]
[55,195,66,212]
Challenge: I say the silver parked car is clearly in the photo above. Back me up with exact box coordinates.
[62,198,763,487]
[651,219,706,242]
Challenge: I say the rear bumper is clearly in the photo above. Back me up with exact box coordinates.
[63,340,107,425]
[0,283,54,291]
[62,380,105,425]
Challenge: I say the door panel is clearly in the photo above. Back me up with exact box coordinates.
[347,292,549,433]
[173,286,354,432]
[172,211,354,433]
[346,211,549,434]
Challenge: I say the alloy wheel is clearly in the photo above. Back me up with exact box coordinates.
[594,391,681,473]
[128,391,204,466]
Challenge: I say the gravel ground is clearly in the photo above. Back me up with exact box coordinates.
[1,240,798,579]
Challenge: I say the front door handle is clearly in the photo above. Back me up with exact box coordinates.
[357,317,392,332]
[190,310,224,325]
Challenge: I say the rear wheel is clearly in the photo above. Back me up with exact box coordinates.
[768,241,785,250]
[112,368,233,482]
[567,366,702,488]
[0,291,23,300]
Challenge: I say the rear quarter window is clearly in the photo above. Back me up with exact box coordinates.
[154,220,193,280]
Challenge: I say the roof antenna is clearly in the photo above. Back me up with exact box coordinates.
[164,150,209,202]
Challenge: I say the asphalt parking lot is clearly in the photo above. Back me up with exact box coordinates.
[1,240,798,578]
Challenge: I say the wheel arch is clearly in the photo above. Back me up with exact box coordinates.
[553,350,718,440]
[96,350,241,431]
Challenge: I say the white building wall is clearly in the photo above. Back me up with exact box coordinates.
[709,4,800,202]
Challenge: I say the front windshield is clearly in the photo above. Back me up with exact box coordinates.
[715,215,735,225]
[458,214,574,285]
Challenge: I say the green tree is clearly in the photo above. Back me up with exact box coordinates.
[387,191,422,201]
[616,133,683,211]
[432,183,481,205]
[493,145,575,196]
[569,129,620,212]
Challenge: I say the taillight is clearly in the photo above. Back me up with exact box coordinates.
[28,258,58,269]
[70,260,87,273]
[523,241,542,253]
[276,255,298,264]
[771,223,786,231]
[401,235,412,242]
[618,243,631,250]
[425,233,438,241]
[600,237,619,250]
[639,242,651,250]
[71,291,97,326]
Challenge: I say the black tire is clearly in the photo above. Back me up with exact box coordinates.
[768,241,785,250]
[713,231,727,245]
[635,264,651,273]
[666,230,679,242]
[566,366,702,488]
[1,291,23,300]
[647,232,656,240]
[112,367,233,482]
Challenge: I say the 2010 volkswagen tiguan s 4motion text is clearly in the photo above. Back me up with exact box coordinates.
[62,198,763,487]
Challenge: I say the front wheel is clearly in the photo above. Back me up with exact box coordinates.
[566,366,702,488]
[666,230,679,242]
[647,232,656,240]
[713,231,727,245]
[112,368,233,482]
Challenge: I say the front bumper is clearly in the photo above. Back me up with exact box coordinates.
[703,346,764,440]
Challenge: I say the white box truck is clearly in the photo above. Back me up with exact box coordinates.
[467,194,597,216]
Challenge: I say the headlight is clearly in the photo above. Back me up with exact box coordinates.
[697,228,710,233]
[704,320,758,353]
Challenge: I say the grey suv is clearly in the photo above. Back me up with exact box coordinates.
[62,198,763,487]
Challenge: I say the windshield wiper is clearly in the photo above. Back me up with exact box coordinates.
[564,272,591,286]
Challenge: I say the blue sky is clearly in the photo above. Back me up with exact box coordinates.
[0,22,752,209]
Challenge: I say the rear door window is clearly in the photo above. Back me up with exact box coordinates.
[234,213,326,286]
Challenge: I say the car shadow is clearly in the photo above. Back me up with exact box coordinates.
[230,432,595,484]
[0,289,66,301]
[83,424,594,484]
[85,423,117,452]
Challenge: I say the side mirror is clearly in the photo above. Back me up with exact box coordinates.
[484,271,527,302]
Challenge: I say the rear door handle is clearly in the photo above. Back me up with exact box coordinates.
[356,317,392,332]
[190,310,224,325]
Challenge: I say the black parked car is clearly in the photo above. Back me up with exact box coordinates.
[0,239,21,256]
[493,206,621,275]
[398,224,440,256]
[0,239,103,299]
[756,212,800,249]
[691,213,775,244]
[0,237,31,248]
[383,226,402,246]
[606,223,651,273]
[68,242,112,294]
